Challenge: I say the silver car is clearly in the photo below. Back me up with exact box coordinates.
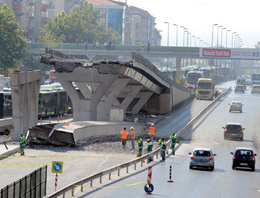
[251,85,260,94]
[229,101,243,113]
[189,148,216,171]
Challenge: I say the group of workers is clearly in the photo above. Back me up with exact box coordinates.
[121,123,177,162]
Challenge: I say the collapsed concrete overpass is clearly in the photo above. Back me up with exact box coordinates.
[41,50,191,121]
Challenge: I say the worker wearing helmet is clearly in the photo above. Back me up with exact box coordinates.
[148,123,156,142]
[19,133,26,156]
[130,126,136,152]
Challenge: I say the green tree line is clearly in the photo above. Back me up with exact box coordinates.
[40,2,121,44]
[0,4,28,74]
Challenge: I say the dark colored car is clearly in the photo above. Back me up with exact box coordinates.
[234,85,244,93]
[231,147,256,171]
[223,123,244,141]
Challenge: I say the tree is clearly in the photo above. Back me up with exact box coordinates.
[0,4,28,74]
[40,2,121,44]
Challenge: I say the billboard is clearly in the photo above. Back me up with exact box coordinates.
[199,48,260,60]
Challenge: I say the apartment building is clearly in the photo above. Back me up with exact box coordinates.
[124,6,161,46]
[0,0,55,41]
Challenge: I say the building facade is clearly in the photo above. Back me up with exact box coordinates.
[0,0,55,41]
[0,0,161,45]
[124,6,161,46]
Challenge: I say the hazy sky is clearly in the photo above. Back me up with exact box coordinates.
[127,0,260,48]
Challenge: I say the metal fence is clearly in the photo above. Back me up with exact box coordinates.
[0,166,47,198]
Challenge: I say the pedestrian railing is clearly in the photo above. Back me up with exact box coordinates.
[46,86,231,198]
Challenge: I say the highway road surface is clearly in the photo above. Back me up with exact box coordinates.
[0,81,232,195]
[76,84,260,198]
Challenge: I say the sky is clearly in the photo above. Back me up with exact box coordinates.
[127,0,260,48]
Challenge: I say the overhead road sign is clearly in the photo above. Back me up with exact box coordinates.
[199,48,260,60]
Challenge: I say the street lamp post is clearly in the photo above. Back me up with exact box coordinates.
[192,36,196,47]
[164,22,170,46]
[180,26,186,46]
[173,24,178,46]
[211,24,218,47]
[187,32,190,47]
[217,25,223,47]
[221,27,226,48]
[231,32,237,48]
[226,30,231,48]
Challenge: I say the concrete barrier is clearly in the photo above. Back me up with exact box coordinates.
[46,87,231,198]
[177,87,232,139]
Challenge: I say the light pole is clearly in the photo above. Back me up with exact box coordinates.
[197,37,201,47]
[221,27,226,48]
[180,26,186,46]
[173,24,178,46]
[226,30,231,48]
[192,36,196,47]
[211,24,218,47]
[164,22,170,46]
[217,25,223,47]
[187,32,190,47]
[231,32,236,48]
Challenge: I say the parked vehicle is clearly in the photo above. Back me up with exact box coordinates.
[229,101,243,113]
[223,123,244,141]
[234,85,244,93]
[251,84,260,94]
[230,147,256,171]
[189,148,216,171]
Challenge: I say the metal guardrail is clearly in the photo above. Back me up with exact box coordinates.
[46,87,231,198]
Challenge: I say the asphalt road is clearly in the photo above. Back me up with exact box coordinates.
[80,84,260,198]
[0,81,233,195]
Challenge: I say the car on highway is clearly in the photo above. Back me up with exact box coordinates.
[251,84,260,94]
[229,101,243,113]
[245,78,252,85]
[234,85,245,93]
[223,123,244,141]
[189,148,216,171]
[230,147,256,171]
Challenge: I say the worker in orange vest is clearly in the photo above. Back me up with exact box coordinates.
[121,127,128,149]
[148,123,156,142]
[130,126,136,152]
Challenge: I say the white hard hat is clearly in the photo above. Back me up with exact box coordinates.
[130,126,134,130]
[151,123,154,126]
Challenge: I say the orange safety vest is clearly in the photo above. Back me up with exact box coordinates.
[121,130,128,140]
[130,130,136,139]
[149,126,156,136]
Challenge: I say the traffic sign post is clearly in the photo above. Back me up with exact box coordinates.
[52,161,63,173]
[52,161,63,191]
[144,166,154,193]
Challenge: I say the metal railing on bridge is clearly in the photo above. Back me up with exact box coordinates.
[30,43,199,53]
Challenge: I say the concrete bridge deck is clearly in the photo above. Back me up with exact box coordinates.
[40,50,191,122]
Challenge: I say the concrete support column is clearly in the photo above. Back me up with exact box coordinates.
[176,57,182,84]
[131,92,153,114]
[119,85,142,112]
[10,71,41,141]
[97,78,130,121]
[55,68,117,121]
